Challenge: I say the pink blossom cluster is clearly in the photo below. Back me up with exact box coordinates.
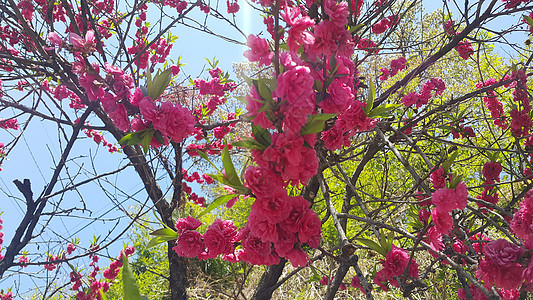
[172,217,239,260]
[186,141,234,157]
[429,167,468,234]
[455,40,475,60]
[373,245,419,291]
[182,169,211,206]
[74,246,134,299]
[450,119,476,139]
[475,78,507,129]
[508,70,532,138]
[503,0,532,9]
[511,190,533,243]
[0,118,19,130]
[48,82,86,109]
[0,292,12,300]
[350,275,365,293]
[372,15,398,34]
[82,121,120,153]
[442,21,475,59]
[379,57,407,81]
[44,254,60,271]
[18,255,29,267]
[149,38,173,65]
[164,0,188,13]
[476,239,526,291]
[476,161,502,212]
[243,34,273,67]
[356,37,379,53]
[321,99,376,150]
[138,96,196,143]
[226,0,240,13]
[402,78,446,108]
[242,166,322,266]
[193,68,237,116]
[254,133,318,186]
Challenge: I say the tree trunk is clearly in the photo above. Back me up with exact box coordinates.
[168,241,188,300]
[252,258,286,300]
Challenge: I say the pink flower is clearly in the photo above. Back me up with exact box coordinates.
[430,166,446,189]
[483,161,502,180]
[483,239,523,267]
[66,243,77,255]
[351,276,365,293]
[238,227,280,266]
[175,216,202,234]
[47,32,63,46]
[251,194,291,224]
[319,276,329,285]
[455,40,474,60]
[281,6,315,52]
[298,209,321,248]
[431,182,468,213]
[279,196,310,232]
[285,246,309,267]
[69,30,96,54]
[243,35,273,67]
[172,230,204,257]
[372,17,390,34]
[248,209,279,242]
[244,166,285,198]
[431,208,453,234]
[382,245,411,277]
[204,219,237,256]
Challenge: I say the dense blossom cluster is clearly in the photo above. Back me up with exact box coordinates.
[443,21,475,60]
[373,245,419,291]
[72,246,134,299]
[401,78,446,108]
[476,161,502,212]
[379,57,407,81]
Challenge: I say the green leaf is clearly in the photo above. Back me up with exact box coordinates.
[252,124,271,147]
[100,290,107,300]
[300,113,336,135]
[150,228,179,238]
[119,131,144,146]
[221,146,243,188]
[232,138,267,150]
[147,235,178,248]
[122,255,142,300]
[257,80,273,102]
[148,68,172,100]
[442,150,459,173]
[155,131,165,145]
[197,194,238,218]
[197,150,220,172]
[367,104,400,118]
[141,129,154,154]
[365,80,375,114]
[354,238,386,257]
[524,15,533,27]
[450,173,464,189]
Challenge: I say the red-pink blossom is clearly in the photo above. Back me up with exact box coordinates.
[484,239,524,267]
[204,219,237,256]
[172,230,204,257]
[175,216,202,234]
[298,209,321,248]
[243,35,273,67]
